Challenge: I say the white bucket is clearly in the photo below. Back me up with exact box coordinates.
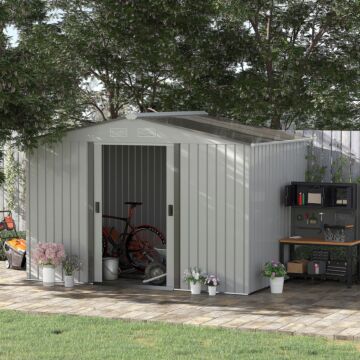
[103,257,119,281]
[64,275,75,288]
[190,281,202,295]
[43,265,55,287]
[270,277,284,294]
[208,286,217,296]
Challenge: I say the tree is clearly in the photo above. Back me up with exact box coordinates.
[214,0,360,129]
[0,0,87,149]
[52,0,218,118]
[2,0,359,149]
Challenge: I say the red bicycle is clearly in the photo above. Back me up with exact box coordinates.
[102,202,166,285]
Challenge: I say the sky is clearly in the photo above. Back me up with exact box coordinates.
[4,25,19,47]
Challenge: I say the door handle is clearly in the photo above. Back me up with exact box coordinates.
[95,202,100,213]
[168,204,173,216]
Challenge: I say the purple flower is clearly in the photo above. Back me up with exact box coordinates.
[33,243,65,266]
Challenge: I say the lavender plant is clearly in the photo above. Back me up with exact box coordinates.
[63,255,81,276]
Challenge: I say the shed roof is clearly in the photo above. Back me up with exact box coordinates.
[69,111,305,144]
[137,112,301,144]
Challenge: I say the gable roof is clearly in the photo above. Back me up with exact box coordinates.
[68,111,305,144]
[137,112,300,144]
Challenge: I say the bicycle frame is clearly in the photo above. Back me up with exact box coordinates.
[102,204,166,272]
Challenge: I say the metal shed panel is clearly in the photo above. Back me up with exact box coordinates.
[27,141,89,283]
[28,148,38,279]
[179,143,250,294]
[248,141,308,293]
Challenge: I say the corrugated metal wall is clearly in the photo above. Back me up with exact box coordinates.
[249,141,308,293]
[27,141,89,282]
[102,145,167,236]
[179,143,251,294]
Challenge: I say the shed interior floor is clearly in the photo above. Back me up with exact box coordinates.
[102,145,167,287]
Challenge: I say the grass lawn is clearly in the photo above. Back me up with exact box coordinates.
[0,310,359,360]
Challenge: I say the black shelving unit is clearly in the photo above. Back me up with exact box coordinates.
[285,182,357,209]
[283,182,360,286]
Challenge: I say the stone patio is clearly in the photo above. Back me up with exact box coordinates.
[1,262,360,341]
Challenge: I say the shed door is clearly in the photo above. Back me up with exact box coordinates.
[93,144,175,287]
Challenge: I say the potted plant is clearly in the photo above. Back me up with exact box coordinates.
[262,261,287,294]
[205,275,219,296]
[33,243,65,287]
[62,255,81,288]
[184,267,206,294]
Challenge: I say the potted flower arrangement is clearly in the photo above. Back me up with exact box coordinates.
[33,243,65,287]
[62,255,81,288]
[184,267,206,294]
[262,260,287,294]
[205,275,219,296]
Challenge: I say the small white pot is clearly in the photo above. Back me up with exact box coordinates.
[208,286,217,296]
[270,277,284,294]
[43,265,55,287]
[64,274,75,288]
[190,281,202,295]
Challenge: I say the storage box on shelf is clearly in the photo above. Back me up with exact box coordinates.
[287,260,309,274]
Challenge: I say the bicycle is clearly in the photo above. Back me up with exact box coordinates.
[102,202,167,285]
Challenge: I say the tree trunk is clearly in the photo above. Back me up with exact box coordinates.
[108,90,118,119]
[270,114,281,129]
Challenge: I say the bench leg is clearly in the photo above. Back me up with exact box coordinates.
[358,245,360,283]
[280,243,285,264]
[290,244,295,261]
[346,247,353,288]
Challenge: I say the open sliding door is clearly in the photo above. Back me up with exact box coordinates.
[93,143,176,288]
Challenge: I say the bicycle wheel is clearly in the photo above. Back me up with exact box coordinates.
[126,225,166,271]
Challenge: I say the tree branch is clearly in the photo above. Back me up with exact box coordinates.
[305,26,327,57]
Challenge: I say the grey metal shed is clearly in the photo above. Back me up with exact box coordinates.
[26,111,310,294]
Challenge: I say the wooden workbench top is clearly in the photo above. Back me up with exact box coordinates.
[280,237,360,246]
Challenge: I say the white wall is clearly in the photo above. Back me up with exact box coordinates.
[248,141,308,293]
[179,143,251,294]
[27,141,89,282]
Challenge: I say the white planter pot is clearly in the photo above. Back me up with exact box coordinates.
[43,265,55,287]
[270,277,284,294]
[208,286,217,296]
[190,281,202,295]
[64,275,75,288]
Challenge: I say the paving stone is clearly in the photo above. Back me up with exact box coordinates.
[337,327,360,337]
[2,262,360,341]
[202,316,235,327]
[183,316,214,325]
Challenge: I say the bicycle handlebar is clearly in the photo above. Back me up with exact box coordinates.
[102,214,127,222]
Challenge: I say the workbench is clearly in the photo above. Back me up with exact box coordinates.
[279,237,360,288]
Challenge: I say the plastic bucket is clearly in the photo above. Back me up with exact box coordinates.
[103,257,119,281]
